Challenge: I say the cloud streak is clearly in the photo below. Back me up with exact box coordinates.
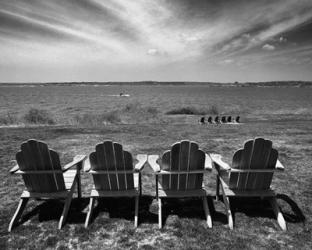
[0,0,312,82]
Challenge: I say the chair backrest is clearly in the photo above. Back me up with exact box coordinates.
[229,138,278,190]
[160,140,205,191]
[16,139,65,193]
[89,141,134,191]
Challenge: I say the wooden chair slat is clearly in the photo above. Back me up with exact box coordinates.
[114,143,126,190]
[229,150,242,188]
[94,145,111,190]
[186,142,199,189]
[29,140,55,192]
[104,141,118,190]
[161,151,170,190]
[261,149,278,189]
[250,139,272,189]
[237,140,253,189]
[179,140,190,190]
[170,143,180,190]
[124,151,134,189]
[49,150,66,191]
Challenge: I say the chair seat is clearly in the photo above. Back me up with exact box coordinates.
[158,183,207,197]
[219,177,275,197]
[63,169,77,190]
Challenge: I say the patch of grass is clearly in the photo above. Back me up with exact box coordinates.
[166,106,219,115]
[0,112,18,125]
[23,108,55,125]
[74,111,121,126]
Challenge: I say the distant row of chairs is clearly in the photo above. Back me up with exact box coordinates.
[8,138,286,232]
[200,116,240,124]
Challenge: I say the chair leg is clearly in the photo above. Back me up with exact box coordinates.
[134,196,139,227]
[269,197,287,231]
[158,198,162,229]
[216,176,220,201]
[58,176,77,229]
[85,197,95,228]
[76,164,82,199]
[8,198,29,232]
[58,194,74,229]
[220,183,233,229]
[202,196,212,228]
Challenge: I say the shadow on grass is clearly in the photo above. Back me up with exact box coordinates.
[277,194,306,223]
[216,194,305,226]
[19,198,89,226]
[89,195,157,226]
[160,197,228,226]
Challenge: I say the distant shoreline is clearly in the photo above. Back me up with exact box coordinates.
[0,81,311,87]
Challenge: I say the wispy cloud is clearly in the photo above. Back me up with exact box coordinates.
[0,0,312,82]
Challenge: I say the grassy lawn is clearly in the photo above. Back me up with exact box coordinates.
[0,119,311,249]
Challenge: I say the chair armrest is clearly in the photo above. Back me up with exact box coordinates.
[9,164,19,174]
[204,154,213,171]
[63,155,87,172]
[210,154,231,171]
[134,154,147,172]
[83,157,92,172]
[275,159,285,171]
[148,155,160,172]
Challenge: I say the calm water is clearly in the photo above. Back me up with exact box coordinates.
[0,85,311,120]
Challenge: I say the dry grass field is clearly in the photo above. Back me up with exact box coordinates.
[0,84,311,249]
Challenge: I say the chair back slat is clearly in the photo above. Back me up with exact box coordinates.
[114,143,126,190]
[247,139,272,189]
[16,140,65,192]
[160,151,170,190]
[229,138,277,190]
[103,141,118,190]
[179,141,190,190]
[189,146,205,189]
[90,141,134,191]
[124,151,134,189]
[170,143,180,190]
[160,141,205,191]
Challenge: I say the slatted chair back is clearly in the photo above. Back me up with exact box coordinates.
[89,141,134,191]
[229,138,278,190]
[16,139,66,193]
[160,141,205,191]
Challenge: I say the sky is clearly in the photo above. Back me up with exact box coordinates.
[0,0,312,83]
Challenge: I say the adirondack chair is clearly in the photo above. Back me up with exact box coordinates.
[148,140,213,229]
[83,141,147,228]
[210,138,287,230]
[8,139,86,232]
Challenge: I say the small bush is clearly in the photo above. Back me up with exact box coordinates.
[74,111,121,126]
[146,107,158,115]
[0,112,18,125]
[166,106,219,115]
[209,105,219,115]
[23,108,55,124]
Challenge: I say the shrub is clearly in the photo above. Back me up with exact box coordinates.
[23,108,55,124]
[0,112,18,125]
[208,105,219,115]
[145,107,158,115]
[166,106,219,115]
[74,111,121,126]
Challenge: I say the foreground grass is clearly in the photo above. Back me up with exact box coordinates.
[0,119,311,249]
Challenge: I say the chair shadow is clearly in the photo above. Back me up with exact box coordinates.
[216,194,305,225]
[89,195,157,226]
[160,196,228,226]
[19,198,89,226]
[276,194,305,223]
